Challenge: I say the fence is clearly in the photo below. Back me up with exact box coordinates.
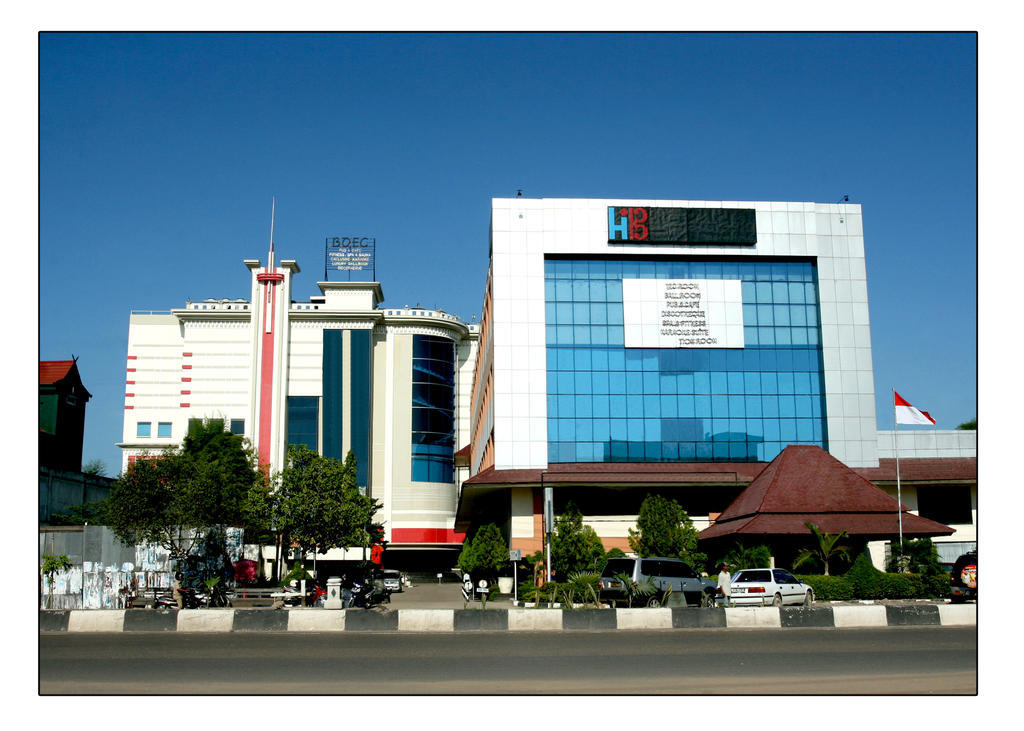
[39,525,246,609]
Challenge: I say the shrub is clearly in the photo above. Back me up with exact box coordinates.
[877,572,925,599]
[923,572,950,599]
[797,574,854,601]
[844,551,884,599]
[887,538,944,576]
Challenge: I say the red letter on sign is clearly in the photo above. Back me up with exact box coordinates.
[628,207,649,240]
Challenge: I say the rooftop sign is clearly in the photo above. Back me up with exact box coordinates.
[325,236,376,280]
[608,207,757,245]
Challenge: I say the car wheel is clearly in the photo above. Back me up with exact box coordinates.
[803,590,813,607]
[772,593,783,607]
[700,591,715,608]
[646,596,661,608]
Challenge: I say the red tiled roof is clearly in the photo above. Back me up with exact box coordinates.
[855,458,977,483]
[40,360,75,385]
[699,445,955,541]
[463,461,766,487]
[699,511,954,540]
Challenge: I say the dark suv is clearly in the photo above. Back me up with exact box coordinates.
[598,556,717,607]
[950,550,977,603]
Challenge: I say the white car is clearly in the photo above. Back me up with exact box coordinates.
[728,568,814,607]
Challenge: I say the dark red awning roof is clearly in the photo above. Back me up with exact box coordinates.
[698,445,955,541]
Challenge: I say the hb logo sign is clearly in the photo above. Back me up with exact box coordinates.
[608,207,650,241]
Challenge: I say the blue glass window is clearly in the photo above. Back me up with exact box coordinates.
[412,335,455,483]
[287,396,319,451]
[544,256,826,463]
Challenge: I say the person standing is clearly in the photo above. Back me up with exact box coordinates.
[717,563,732,607]
[172,571,184,610]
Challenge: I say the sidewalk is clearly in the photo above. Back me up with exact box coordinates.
[385,581,515,610]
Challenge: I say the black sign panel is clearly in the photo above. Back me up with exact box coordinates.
[608,207,756,245]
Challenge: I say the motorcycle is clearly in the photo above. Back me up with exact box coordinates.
[344,576,391,608]
[155,587,205,609]
[276,582,327,607]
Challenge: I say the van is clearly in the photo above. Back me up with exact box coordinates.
[381,569,402,593]
[598,556,717,607]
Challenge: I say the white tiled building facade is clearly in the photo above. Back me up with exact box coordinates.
[120,257,478,558]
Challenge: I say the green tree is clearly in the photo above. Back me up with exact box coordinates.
[956,418,976,430]
[81,459,108,477]
[275,445,381,557]
[106,449,205,555]
[457,523,508,581]
[105,419,262,557]
[182,418,261,528]
[50,499,109,526]
[551,501,605,577]
[719,540,773,571]
[628,493,707,569]
[793,522,852,576]
[41,554,72,609]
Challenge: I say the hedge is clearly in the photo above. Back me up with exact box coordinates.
[797,571,949,601]
[796,574,854,601]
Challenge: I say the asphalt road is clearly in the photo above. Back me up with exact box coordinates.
[39,627,976,695]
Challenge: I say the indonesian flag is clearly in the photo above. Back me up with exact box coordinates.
[895,391,935,425]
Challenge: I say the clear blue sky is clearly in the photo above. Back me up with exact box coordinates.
[39,32,977,476]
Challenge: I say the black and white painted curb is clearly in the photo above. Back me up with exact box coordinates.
[39,604,975,633]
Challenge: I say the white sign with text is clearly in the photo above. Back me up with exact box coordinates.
[622,278,744,349]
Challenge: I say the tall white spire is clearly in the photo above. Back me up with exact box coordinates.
[268,195,276,271]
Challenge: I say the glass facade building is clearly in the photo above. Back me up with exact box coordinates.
[411,334,456,482]
[544,257,826,463]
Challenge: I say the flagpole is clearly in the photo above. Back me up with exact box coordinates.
[893,388,903,547]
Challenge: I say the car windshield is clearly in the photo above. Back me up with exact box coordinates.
[601,558,635,578]
[734,570,772,583]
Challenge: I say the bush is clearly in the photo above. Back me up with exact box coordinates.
[924,572,950,599]
[844,551,884,599]
[797,574,854,601]
[877,572,925,599]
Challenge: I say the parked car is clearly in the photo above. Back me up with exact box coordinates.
[949,550,977,603]
[381,569,402,593]
[729,568,814,607]
[598,556,717,607]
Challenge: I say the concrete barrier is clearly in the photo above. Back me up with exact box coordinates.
[176,609,235,632]
[724,607,781,628]
[68,609,125,632]
[616,608,672,630]
[507,608,563,631]
[832,604,888,628]
[398,609,454,632]
[937,604,977,626]
[39,602,977,633]
[288,610,347,632]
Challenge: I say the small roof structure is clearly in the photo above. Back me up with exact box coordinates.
[699,445,954,542]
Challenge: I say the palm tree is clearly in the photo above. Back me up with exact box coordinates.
[793,522,851,576]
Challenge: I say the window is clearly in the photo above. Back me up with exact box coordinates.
[545,257,826,465]
[157,422,172,438]
[916,485,974,526]
[136,422,151,438]
[230,419,245,435]
[411,335,455,483]
[287,397,319,451]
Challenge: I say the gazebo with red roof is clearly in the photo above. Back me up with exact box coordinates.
[699,445,954,567]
